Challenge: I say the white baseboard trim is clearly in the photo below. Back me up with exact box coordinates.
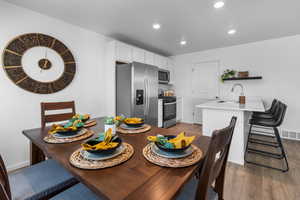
[180,119,194,124]
[7,160,30,172]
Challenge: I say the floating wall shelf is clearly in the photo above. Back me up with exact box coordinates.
[222,76,263,81]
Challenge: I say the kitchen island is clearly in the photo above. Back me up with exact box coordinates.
[196,99,265,165]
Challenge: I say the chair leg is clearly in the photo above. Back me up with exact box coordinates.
[244,125,252,162]
[273,127,289,172]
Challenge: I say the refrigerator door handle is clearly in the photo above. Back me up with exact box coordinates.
[146,79,149,116]
[144,79,148,116]
[147,79,150,116]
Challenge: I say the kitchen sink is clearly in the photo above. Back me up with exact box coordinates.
[217,100,238,104]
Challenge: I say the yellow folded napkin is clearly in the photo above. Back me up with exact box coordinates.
[81,128,119,151]
[147,132,195,149]
[169,132,195,149]
[48,124,77,135]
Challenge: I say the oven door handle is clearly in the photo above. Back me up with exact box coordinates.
[164,102,177,105]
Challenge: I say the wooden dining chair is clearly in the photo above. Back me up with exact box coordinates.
[0,154,78,200]
[176,117,237,200]
[41,101,76,129]
[30,101,77,165]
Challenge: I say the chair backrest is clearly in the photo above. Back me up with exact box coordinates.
[41,101,76,129]
[274,102,287,127]
[0,155,11,200]
[269,99,279,114]
[196,117,237,200]
[270,100,283,118]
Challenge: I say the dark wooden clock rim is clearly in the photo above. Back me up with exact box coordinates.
[2,33,76,94]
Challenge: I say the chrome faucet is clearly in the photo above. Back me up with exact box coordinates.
[231,83,244,96]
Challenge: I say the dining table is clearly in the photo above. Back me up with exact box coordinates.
[23,117,211,200]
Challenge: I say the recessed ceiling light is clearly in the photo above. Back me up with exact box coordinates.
[180,40,187,45]
[214,1,225,9]
[227,29,236,35]
[152,23,161,30]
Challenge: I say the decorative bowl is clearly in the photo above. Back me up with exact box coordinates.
[56,126,82,134]
[84,137,122,154]
[124,118,144,127]
[154,135,191,153]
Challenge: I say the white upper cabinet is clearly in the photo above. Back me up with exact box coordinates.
[154,54,162,68]
[161,57,168,69]
[114,41,174,84]
[132,47,145,63]
[116,42,132,63]
[154,54,168,69]
[145,51,155,65]
[167,58,175,84]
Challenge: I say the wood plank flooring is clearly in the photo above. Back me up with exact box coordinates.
[169,123,300,200]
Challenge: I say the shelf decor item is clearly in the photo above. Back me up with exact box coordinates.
[221,69,236,82]
[238,71,249,78]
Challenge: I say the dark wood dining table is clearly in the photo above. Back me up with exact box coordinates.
[23,117,210,200]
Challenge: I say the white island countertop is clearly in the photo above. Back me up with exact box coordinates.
[196,99,265,112]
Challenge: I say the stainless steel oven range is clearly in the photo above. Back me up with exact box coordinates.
[159,96,177,128]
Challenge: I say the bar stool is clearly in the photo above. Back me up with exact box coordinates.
[252,99,278,119]
[250,100,280,139]
[245,101,289,172]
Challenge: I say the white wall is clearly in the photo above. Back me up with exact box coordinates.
[172,35,300,132]
[0,1,108,170]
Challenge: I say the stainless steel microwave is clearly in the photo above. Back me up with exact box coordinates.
[158,69,170,84]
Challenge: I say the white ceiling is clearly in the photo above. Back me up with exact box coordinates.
[5,0,300,56]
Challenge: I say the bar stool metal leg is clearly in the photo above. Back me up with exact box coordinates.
[245,125,289,172]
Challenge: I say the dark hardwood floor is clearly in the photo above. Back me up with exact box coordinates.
[170,123,300,200]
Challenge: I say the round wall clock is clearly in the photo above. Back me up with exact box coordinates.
[2,33,76,94]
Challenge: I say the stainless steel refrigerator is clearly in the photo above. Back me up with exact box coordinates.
[116,62,158,126]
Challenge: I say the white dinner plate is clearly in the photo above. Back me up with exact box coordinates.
[150,143,194,159]
[120,124,144,130]
[52,128,87,139]
[80,144,125,161]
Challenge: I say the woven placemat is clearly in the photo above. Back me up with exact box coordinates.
[143,144,203,168]
[43,129,94,144]
[117,124,151,134]
[69,143,134,169]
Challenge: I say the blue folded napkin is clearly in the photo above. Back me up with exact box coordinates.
[95,133,105,142]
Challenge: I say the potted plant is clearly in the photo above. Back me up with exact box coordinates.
[221,69,236,82]
[104,115,124,136]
